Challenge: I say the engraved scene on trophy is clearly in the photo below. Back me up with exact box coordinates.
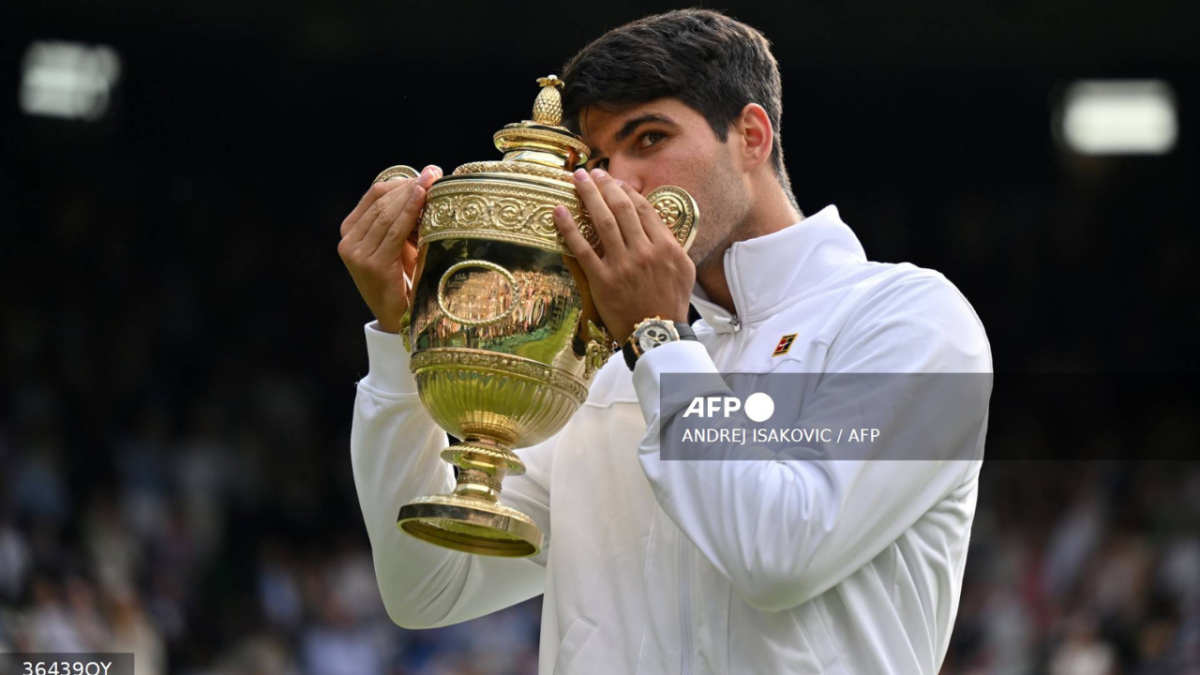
[411,239,583,366]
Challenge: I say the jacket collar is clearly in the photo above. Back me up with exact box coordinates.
[690,205,867,333]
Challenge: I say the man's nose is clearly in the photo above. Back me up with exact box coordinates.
[605,160,644,194]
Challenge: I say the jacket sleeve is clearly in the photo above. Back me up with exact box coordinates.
[631,274,992,613]
[351,322,553,629]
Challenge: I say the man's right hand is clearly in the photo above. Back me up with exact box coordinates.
[338,165,442,333]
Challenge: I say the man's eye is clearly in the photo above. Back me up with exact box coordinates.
[639,132,666,149]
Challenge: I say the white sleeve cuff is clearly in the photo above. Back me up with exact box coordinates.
[631,339,719,425]
[360,321,419,396]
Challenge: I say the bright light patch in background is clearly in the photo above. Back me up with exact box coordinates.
[1059,80,1177,155]
[20,41,121,121]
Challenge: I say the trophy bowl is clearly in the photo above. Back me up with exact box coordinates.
[377,76,698,558]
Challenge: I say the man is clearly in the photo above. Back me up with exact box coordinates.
[338,9,991,675]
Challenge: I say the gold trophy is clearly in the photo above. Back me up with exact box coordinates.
[375,76,698,558]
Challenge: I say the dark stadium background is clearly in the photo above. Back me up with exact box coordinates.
[1,1,1198,673]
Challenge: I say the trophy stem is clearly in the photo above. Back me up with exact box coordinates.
[445,436,524,502]
[396,436,543,557]
[446,435,525,488]
[453,467,503,501]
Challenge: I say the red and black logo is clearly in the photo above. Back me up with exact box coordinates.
[773,333,798,357]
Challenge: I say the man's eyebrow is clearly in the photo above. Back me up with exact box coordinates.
[614,113,676,143]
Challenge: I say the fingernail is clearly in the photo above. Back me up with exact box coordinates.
[573,169,589,183]
[591,168,607,180]
[409,186,424,203]
[614,178,625,187]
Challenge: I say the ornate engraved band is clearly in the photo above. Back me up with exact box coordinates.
[494,126,590,159]
[393,168,698,257]
[411,348,589,404]
[456,468,503,492]
[418,177,601,255]
[453,161,573,182]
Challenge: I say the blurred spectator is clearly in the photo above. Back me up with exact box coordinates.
[0,510,31,603]
[1049,615,1118,675]
[300,592,383,675]
[27,577,88,652]
[63,575,109,651]
[83,492,142,593]
[12,433,70,524]
[115,407,173,542]
[108,590,166,675]
[257,541,304,631]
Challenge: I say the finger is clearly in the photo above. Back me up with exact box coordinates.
[359,180,420,253]
[553,205,603,276]
[342,165,440,240]
[348,180,416,246]
[402,166,442,245]
[416,164,443,190]
[401,241,418,275]
[369,185,426,257]
[598,173,650,249]
[622,183,671,245]
[341,179,408,238]
[573,169,624,258]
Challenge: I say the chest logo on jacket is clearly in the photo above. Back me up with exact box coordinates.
[772,334,798,357]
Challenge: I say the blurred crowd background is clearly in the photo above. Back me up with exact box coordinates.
[1,2,1198,674]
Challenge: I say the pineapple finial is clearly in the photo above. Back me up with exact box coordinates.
[532,75,565,126]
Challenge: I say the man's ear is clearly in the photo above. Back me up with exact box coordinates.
[734,103,774,171]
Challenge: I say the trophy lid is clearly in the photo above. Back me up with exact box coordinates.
[451,76,589,180]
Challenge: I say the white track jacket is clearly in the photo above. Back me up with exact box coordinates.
[351,205,993,674]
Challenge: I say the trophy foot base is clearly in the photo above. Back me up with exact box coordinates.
[398,494,543,558]
[397,437,541,557]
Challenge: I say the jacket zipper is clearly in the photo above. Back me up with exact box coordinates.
[678,250,747,675]
[678,253,746,675]
[726,251,746,363]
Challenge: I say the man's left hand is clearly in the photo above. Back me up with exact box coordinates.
[553,168,695,345]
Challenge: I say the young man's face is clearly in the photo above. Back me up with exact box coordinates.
[578,98,750,272]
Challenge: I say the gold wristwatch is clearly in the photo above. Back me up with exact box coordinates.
[622,316,698,371]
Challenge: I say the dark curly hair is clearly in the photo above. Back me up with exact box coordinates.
[561,9,795,205]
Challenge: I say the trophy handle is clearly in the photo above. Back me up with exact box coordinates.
[645,185,700,253]
[373,165,420,183]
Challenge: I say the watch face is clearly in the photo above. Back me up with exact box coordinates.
[635,322,675,354]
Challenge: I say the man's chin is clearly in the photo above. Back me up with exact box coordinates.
[689,236,729,271]
[691,248,722,273]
